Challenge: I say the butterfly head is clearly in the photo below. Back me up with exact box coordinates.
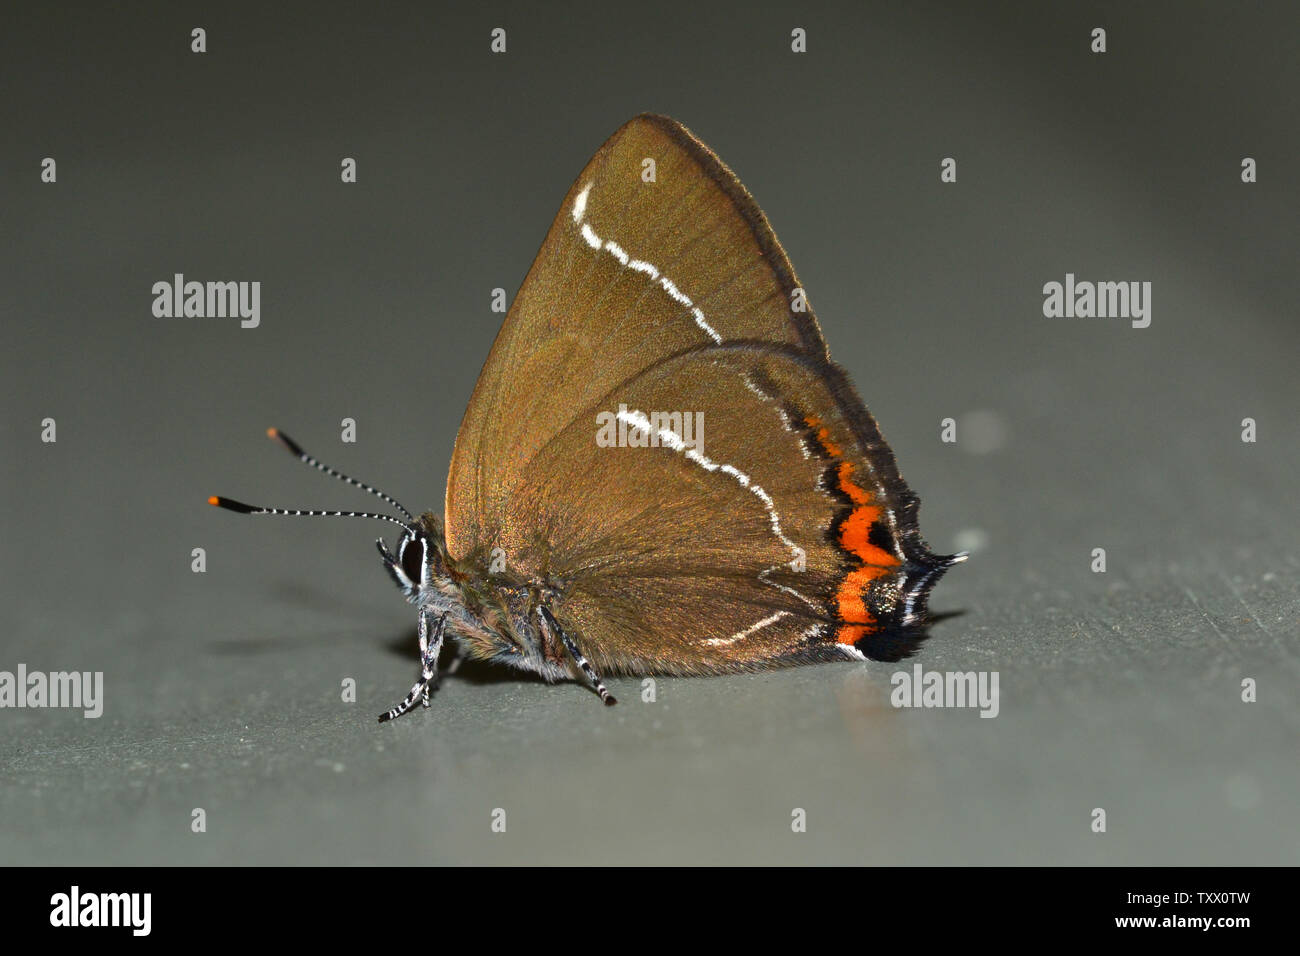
[377,513,447,601]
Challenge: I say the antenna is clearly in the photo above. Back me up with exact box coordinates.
[208,496,410,531]
[264,428,414,522]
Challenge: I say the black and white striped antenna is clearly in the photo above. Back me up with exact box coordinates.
[264,427,413,521]
[208,428,414,529]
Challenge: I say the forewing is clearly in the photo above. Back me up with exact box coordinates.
[446,114,828,558]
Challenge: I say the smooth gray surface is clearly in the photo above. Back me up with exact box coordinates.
[2,2,1297,865]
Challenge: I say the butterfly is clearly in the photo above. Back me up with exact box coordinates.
[211,114,963,721]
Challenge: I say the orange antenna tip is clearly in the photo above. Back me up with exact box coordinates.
[207,495,220,506]
[266,427,279,439]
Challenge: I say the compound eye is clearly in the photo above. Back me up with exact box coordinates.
[400,535,425,585]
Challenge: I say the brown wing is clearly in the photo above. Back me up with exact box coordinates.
[443,115,957,668]
[446,114,828,559]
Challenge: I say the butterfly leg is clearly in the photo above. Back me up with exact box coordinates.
[538,605,617,706]
[422,642,464,707]
[378,607,446,722]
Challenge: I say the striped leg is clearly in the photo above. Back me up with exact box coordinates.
[378,607,446,723]
[539,605,617,706]
[421,642,464,706]
[426,647,467,707]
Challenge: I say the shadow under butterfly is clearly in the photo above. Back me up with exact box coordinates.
[211,114,965,722]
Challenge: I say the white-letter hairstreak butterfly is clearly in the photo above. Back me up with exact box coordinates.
[210,115,965,721]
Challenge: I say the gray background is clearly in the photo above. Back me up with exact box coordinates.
[2,1,1296,864]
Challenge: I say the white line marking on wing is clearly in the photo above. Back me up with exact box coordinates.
[571,182,721,343]
[703,611,791,647]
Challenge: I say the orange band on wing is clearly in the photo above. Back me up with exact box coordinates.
[834,460,871,505]
[803,415,844,459]
[804,424,901,644]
